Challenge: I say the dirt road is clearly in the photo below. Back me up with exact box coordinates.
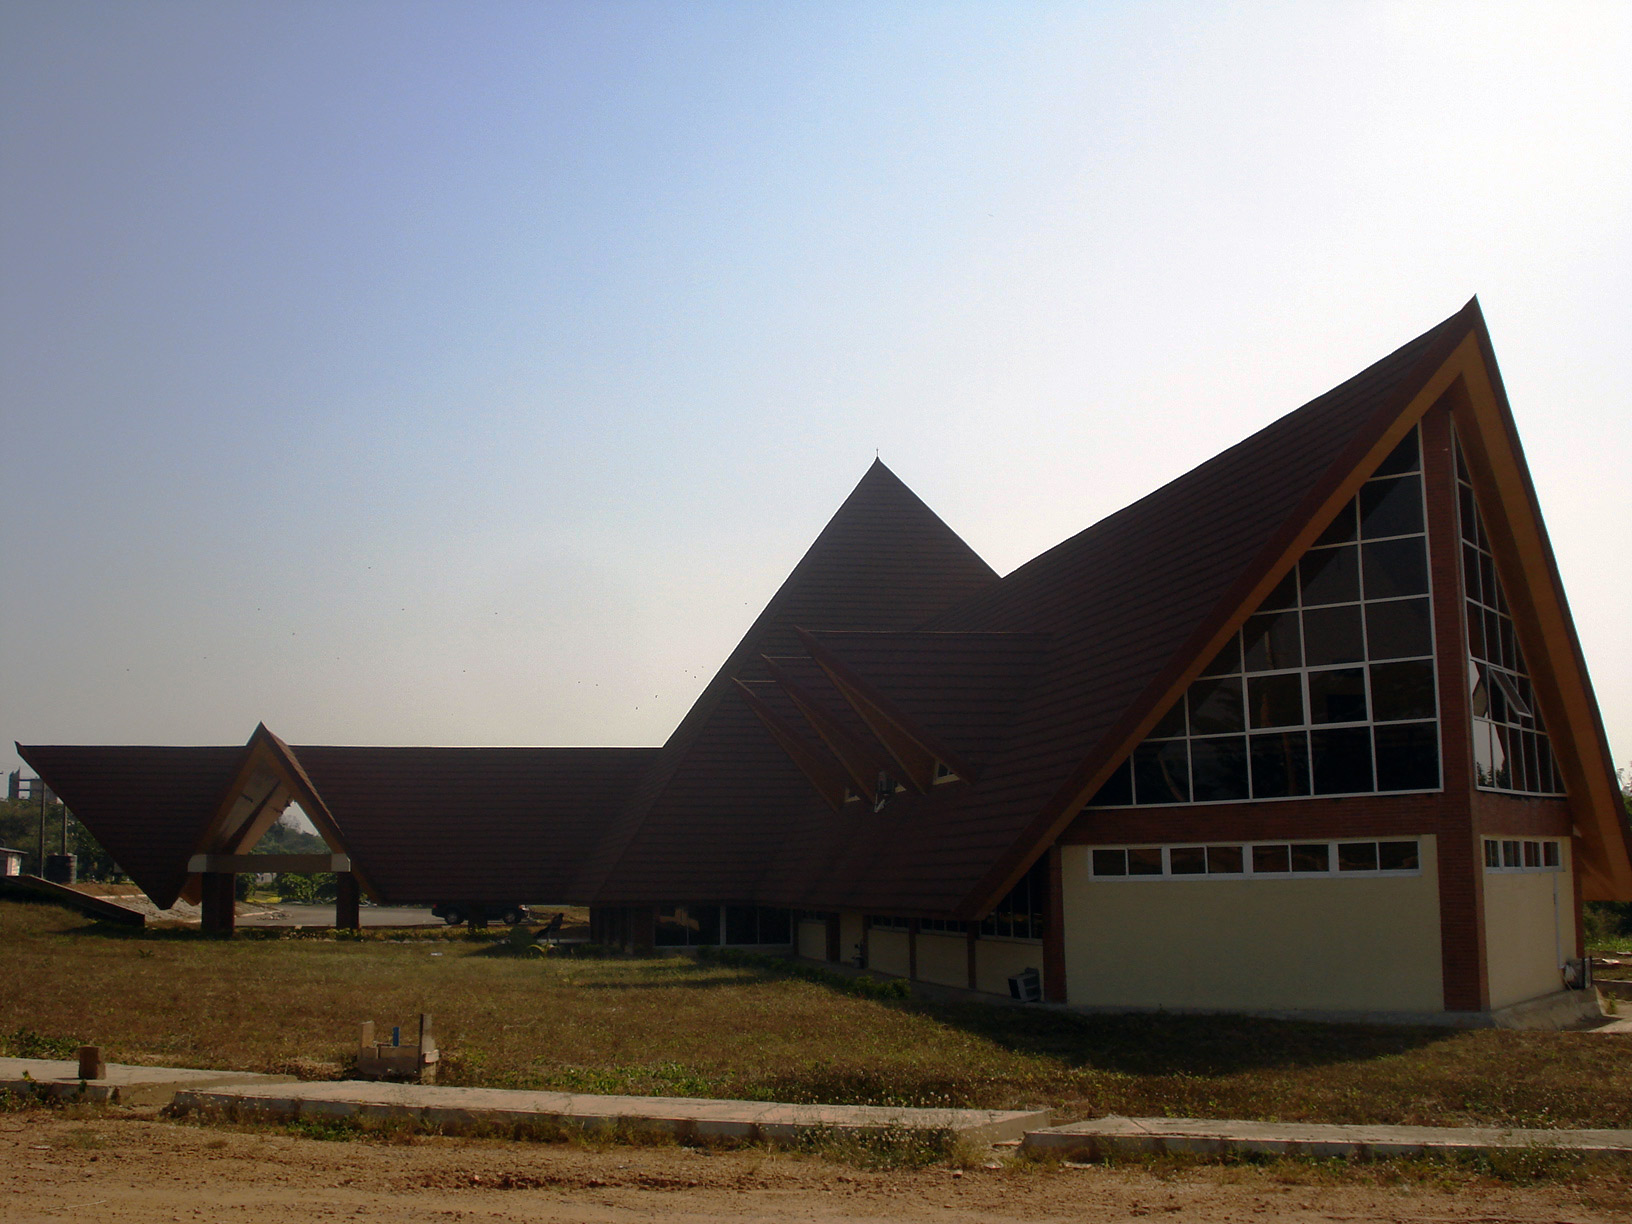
[4,1108,1628,1223]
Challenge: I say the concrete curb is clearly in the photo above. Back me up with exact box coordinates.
[1021,1116,1632,1161]
[170,1079,1049,1145]
[0,1057,293,1107]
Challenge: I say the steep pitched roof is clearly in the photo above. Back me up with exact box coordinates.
[289,745,658,903]
[580,459,999,903]
[736,299,1623,917]
[17,743,244,909]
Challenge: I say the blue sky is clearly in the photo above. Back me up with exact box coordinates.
[3,1,1629,781]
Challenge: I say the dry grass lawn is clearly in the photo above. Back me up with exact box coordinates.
[5,898,1632,1129]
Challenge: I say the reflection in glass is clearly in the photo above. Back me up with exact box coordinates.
[1308,668,1367,724]
[1362,536,1429,599]
[1299,545,1360,606]
[1311,726,1373,794]
[1190,736,1249,802]
[1134,740,1189,803]
[1359,474,1424,539]
[1303,604,1365,666]
[1248,673,1304,728]
[1250,731,1310,797]
[1243,610,1302,671]
[1187,674,1245,734]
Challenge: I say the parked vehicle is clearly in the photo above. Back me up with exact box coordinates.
[431,901,529,927]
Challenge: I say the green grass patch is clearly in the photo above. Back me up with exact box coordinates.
[5,898,1632,1130]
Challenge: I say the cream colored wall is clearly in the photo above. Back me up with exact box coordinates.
[1059,838,1444,1014]
[976,938,1044,997]
[1483,845,1572,1010]
[797,919,828,962]
[839,912,866,967]
[916,932,967,987]
[869,929,910,977]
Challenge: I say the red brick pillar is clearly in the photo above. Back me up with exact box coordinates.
[1423,399,1487,1012]
[200,872,236,936]
[335,873,361,931]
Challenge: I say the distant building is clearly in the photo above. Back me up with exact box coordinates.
[1,847,23,877]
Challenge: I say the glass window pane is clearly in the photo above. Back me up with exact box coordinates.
[1207,845,1244,873]
[655,905,689,946]
[1312,499,1359,547]
[1150,698,1187,738]
[1128,847,1164,875]
[1542,842,1560,868]
[1473,719,1499,786]
[1190,736,1249,802]
[1299,545,1360,607]
[1379,841,1419,871]
[1484,839,1501,868]
[1523,841,1540,867]
[1092,849,1127,876]
[1188,674,1244,734]
[1311,725,1374,794]
[1090,758,1133,806]
[1367,597,1433,661]
[1502,840,1521,867]
[1169,846,1206,875]
[1464,601,1485,657]
[1459,484,1478,541]
[694,905,721,946]
[1258,568,1301,610]
[1363,537,1429,599]
[1243,610,1303,672]
[1359,474,1424,539]
[1373,429,1420,477]
[1370,659,1437,722]
[1308,667,1368,724]
[1303,604,1365,666]
[1374,722,1439,791]
[1338,842,1380,872]
[1133,739,1190,804]
[1291,842,1330,872]
[1198,634,1242,677]
[1462,543,1483,605]
[725,905,758,945]
[1250,731,1310,798]
[1252,844,1291,873]
[758,909,791,944]
[1248,672,1304,728]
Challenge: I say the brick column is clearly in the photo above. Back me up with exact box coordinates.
[1422,398,1487,1012]
[335,873,361,931]
[200,872,236,936]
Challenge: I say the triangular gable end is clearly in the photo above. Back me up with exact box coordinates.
[962,299,1630,917]
[184,724,379,903]
[1443,345,1632,900]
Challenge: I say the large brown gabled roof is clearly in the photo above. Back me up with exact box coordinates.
[288,745,657,904]
[730,301,1549,918]
[578,459,999,904]
[16,744,245,909]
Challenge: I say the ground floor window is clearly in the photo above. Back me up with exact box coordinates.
[980,858,1048,941]
[656,904,793,946]
[1482,838,1561,872]
[1089,838,1421,879]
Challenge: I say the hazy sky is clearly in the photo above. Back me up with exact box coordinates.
[3,2,1629,784]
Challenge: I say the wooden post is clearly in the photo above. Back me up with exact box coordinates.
[335,873,361,931]
[200,872,236,936]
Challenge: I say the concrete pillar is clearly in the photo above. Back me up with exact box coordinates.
[335,873,361,931]
[200,872,236,936]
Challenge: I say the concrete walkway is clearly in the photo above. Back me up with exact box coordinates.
[0,1057,292,1106]
[0,1057,1045,1144]
[1021,1114,1632,1160]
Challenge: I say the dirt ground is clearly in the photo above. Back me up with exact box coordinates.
[4,1109,1630,1224]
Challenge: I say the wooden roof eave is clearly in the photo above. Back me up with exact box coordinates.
[795,628,982,789]
[760,657,893,796]
[732,681,851,811]
[952,302,1496,922]
[1449,334,1632,901]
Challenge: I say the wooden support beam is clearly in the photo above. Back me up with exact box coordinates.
[200,872,236,936]
[187,853,350,874]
